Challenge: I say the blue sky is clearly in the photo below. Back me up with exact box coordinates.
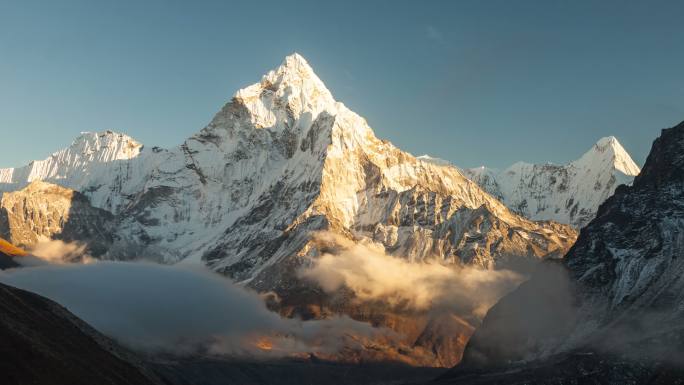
[1,0,683,168]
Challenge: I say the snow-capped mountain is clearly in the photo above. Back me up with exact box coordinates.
[462,137,641,228]
[0,53,575,271]
[0,131,145,213]
[0,54,577,366]
[440,121,684,383]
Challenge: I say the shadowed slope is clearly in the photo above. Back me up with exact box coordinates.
[0,282,161,385]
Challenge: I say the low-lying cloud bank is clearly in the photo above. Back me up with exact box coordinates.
[0,261,381,357]
[1,234,529,362]
[29,239,91,262]
[20,239,94,265]
[299,232,524,324]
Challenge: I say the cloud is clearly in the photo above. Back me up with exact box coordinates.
[0,260,382,357]
[1,235,527,364]
[299,232,523,324]
[27,239,93,264]
[11,239,95,267]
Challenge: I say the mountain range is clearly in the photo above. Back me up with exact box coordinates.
[0,54,582,268]
[424,136,641,228]
[0,54,646,368]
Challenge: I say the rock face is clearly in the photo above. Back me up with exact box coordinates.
[439,121,684,383]
[0,54,577,366]
[0,181,115,257]
[0,282,160,385]
[462,137,641,228]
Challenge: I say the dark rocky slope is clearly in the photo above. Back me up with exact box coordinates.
[0,282,161,385]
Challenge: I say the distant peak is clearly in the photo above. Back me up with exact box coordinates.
[74,130,136,139]
[267,53,332,99]
[71,131,142,148]
[59,131,144,162]
[595,135,617,145]
[575,136,640,176]
[593,136,621,151]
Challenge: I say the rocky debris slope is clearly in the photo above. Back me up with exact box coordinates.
[462,136,641,228]
[437,121,684,383]
[0,282,162,385]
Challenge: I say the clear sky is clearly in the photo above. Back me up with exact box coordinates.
[1,0,683,169]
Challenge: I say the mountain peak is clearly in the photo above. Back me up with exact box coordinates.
[279,52,314,74]
[595,135,618,146]
[271,53,331,96]
[231,54,336,129]
[573,136,640,176]
[65,131,143,163]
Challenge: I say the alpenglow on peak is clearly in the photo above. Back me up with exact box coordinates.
[233,53,336,128]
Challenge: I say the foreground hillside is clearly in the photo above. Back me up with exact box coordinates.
[0,282,160,385]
